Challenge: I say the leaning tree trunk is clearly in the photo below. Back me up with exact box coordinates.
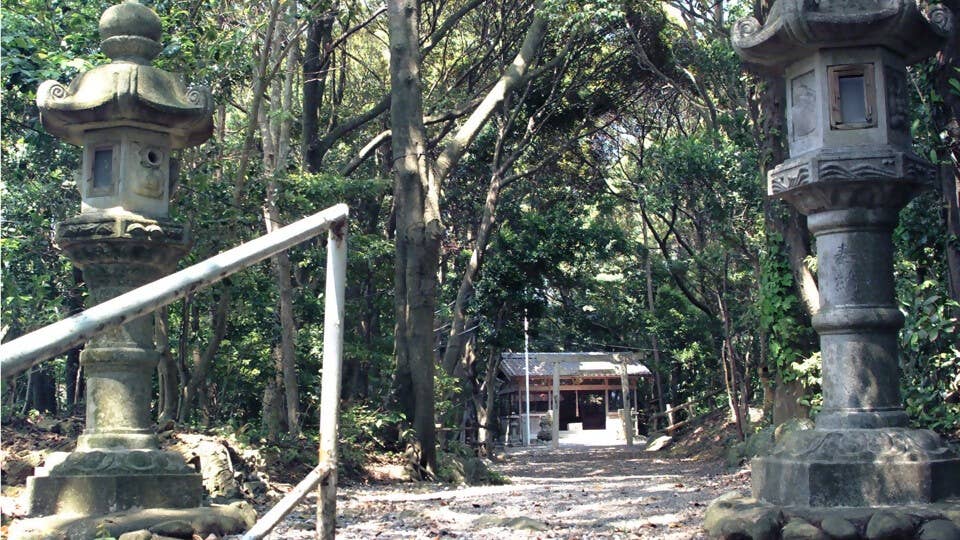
[442,169,504,376]
[386,0,549,475]
[178,290,230,423]
[717,289,746,441]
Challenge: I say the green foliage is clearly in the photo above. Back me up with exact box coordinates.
[899,281,960,434]
[338,404,408,473]
[758,232,818,385]
[94,521,115,540]
[791,352,822,413]
[895,194,959,434]
[542,0,625,33]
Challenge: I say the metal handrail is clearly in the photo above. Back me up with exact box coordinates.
[241,462,333,540]
[0,203,348,377]
[1,203,349,540]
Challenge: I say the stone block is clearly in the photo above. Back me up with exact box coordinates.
[865,511,916,539]
[752,428,960,506]
[645,435,673,452]
[9,501,254,540]
[148,520,193,538]
[117,531,153,540]
[782,518,826,540]
[704,493,782,540]
[25,473,202,516]
[819,516,859,540]
[919,520,960,540]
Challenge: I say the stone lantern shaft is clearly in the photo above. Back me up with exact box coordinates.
[811,206,906,430]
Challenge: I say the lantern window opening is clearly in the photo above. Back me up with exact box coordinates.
[828,63,876,130]
[89,145,118,196]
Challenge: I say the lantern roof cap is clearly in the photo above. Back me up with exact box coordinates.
[35,1,212,149]
[732,0,952,69]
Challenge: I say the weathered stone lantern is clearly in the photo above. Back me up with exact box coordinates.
[25,0,212,516]
[705,1,960,537]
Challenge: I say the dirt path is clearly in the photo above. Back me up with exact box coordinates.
[264,444,747,539]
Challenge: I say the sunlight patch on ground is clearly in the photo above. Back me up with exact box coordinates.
[350,483,539,502]
[507,473,681,484]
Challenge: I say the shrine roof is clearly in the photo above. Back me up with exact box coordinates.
[499,352,651,378]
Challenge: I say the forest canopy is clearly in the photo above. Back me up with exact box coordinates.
[2,0,958,474]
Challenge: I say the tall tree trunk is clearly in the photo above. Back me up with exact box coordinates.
[388,0,441,476]
[640,210,665,412]
[274,27,302,439]
[156,307,179,424]
[479,306,508,453]
[717,289,746,440]
[759,335,774,420]
[778,207,819,315]
[232,0,282,204]
[942,164,960,302]
[179,290,230,423]
[387,0,549,475]
[64,267,85,410]
[263,197,301,437]
[755,69,820,422]
[64,347,82,411]
[26,367,57,414]
[176,297,193,418]
[259,6,302,437]
[477,350,502,455]
[303,8,336,172]
[756,74,819,315]
[261,347,285,442]
[931,3,960,302]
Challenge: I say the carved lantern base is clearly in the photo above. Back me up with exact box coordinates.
[21,213,201,518]
[25,450,202,516]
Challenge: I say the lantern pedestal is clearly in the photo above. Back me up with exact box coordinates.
[23,214,201,517]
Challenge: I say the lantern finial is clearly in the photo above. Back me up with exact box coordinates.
[99,0,163,63]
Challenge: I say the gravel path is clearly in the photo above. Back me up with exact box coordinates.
[265,444,748,539]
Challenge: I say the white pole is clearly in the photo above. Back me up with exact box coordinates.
[524,310,530,446]
[620,360,634,447]
[318,223,347,540]
[552,360,560,450]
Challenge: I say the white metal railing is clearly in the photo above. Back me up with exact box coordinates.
[0,203,348,540]
[0,203,348,375]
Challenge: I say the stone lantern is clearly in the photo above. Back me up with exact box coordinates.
[25,0,212,516]
[705,1,959,537]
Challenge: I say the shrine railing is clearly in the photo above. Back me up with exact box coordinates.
[647,389,724,435]
[0,203,348,540]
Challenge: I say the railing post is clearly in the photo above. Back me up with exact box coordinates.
[318,220,347,540]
